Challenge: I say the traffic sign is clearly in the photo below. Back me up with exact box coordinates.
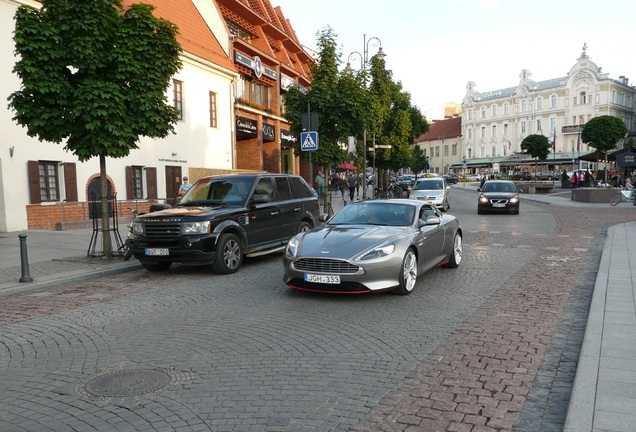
[462,163,467,169]
[300,131,318,151]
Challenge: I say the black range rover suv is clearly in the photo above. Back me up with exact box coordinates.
[131,173,321,274]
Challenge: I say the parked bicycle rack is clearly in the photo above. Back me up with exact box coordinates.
[87,192,125,258]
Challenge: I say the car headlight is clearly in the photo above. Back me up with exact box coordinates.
[182,221,211,234]
[478,195,489,203]
[132,222,144,235]
[286,235,301,257]
[509,195,519,203]
[355,243,395,261]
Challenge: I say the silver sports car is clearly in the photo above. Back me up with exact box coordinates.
[283,199,463,295]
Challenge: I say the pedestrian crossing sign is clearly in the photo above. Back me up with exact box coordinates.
[300,131,318,151]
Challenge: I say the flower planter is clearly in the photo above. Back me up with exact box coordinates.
[571,188,616,203]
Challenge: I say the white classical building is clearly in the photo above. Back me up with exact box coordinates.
[0,0,238,232]
[460,44,636,175]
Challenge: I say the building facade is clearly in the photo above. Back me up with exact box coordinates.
[0,0,313,232]
[216,0,313,175]
[460,44,636,175]
[414,115,462,175]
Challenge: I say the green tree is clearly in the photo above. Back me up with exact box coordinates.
[520,134,551,181]
[411,145,429,174]
[581,115,628,182]
[283,27,368,207]
[9,0,182,256]
[367,56,428,184]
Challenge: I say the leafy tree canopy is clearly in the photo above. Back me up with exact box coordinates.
[8,0,183,162]
[520,134,551,160]
[581,115,628,153]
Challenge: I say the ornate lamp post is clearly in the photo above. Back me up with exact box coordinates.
[348,35,386,200]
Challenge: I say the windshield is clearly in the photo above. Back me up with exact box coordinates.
[179,177,255,206]
[482,182,516,193]
[414,180,444,191]
[328,202,416,227]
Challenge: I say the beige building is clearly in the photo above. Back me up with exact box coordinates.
[460,44,636,175]
[414,115,462,175]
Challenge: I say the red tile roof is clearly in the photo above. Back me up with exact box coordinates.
[121,0,236,73]
[416,116,462,142]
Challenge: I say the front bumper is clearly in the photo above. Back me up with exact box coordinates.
[131,233,219,265]
[283,256,400,294]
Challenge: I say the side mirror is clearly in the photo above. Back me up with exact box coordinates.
[477,187,481,192]
[424,216,441,226]
[252,194,270,204]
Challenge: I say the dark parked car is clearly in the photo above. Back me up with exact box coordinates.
[509,171,532,181]
[478,180,520,214]
[397,175,416,189]
[131,173,322,274]
[283,200,462,295]
[442,173,459,184]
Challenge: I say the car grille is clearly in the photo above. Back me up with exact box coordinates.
[142,222,181,238]
[293,258,359,274]
[490,199,509,204]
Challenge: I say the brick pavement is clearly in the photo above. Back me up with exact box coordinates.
[350,201,634,432]
[0,189,634,431]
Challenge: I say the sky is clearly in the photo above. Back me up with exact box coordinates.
[272,0,636,120]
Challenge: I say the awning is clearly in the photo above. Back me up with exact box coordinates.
[616,151,636,166]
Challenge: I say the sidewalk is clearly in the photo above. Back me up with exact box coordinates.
[0,185,633,431]
[0,227,142,298]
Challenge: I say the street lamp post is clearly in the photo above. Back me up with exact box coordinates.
[348,34,386,200]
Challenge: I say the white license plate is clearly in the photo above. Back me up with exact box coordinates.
[304,273,340,284]
[146,248,169,256]
[492,203,506,208]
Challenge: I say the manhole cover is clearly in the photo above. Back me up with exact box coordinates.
[84,369,172,397]
[68,361,196,407]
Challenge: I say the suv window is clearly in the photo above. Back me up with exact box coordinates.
[275,176,292,201]
[254,177,274,201]
[289,176,314,198]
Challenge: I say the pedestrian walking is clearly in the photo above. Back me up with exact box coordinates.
[348,173,357,201]
[179,176,192,196]
[479,172,486,189]
[315,170,325,199]
[339,176,347,201]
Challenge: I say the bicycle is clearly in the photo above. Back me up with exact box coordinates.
[610,188,636,206]
[375,183,403,199]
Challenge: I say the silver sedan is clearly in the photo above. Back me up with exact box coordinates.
[283,199,463,295]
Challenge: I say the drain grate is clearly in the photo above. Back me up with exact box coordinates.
[69,361,196,407]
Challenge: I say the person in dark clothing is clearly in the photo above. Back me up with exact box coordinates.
[348,174,357,201]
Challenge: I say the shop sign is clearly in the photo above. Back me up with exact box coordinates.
[280,129,297,148]
[263,123,275,142]
[236,116,257,139]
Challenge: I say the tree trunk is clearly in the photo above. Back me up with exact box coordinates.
[100,154,112,258]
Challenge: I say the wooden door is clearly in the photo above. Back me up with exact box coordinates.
[165,166,182,203]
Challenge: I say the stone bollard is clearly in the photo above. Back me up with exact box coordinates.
[18,234,33,283]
